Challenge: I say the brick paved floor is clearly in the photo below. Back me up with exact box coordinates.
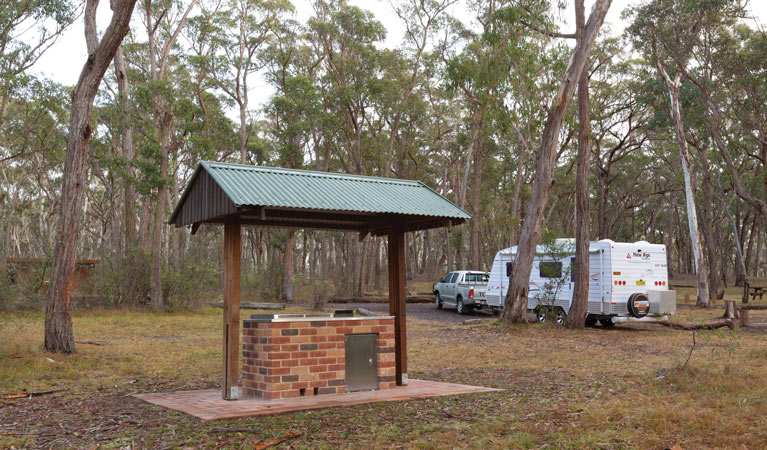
[133,379,501,420]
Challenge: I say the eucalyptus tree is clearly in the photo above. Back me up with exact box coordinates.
[0,78,69,282]
[384,0,456,176]
[45,0,138,352]
[262,18,321,301]
[588,39,652,240]
[625,0,749,306]
[307,0,392,296]
[135,0,195,309]
[212,0,293,163]
[502,0,611,324]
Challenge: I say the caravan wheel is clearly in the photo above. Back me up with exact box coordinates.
[554,308,566,325]
[536,307,566,325]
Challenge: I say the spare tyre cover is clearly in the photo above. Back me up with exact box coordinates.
[627,293,650,318]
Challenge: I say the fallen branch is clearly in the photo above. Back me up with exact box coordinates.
[76,340,107,346]
[3,389,65,399]
[463,318,490,325]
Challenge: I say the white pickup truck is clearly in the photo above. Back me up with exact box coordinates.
[433,270,490,315]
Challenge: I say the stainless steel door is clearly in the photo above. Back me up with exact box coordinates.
[345,333,378,392]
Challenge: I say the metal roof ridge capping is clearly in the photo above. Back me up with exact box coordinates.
[168,160,471,229]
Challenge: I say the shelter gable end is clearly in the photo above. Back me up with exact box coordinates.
[175,169,237,227]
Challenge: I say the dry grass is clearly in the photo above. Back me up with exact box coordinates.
[2,303,767,448]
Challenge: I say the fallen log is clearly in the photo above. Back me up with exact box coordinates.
[207,302,285,310]
[329,296,434,304]
[653,318,736,330]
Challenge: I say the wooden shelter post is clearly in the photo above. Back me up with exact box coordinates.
[222,219,241,400]
[387,223,408,386]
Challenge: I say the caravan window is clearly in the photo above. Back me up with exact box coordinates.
[570,257,576,282]
[506,262,513,277]
[539,261,563,278]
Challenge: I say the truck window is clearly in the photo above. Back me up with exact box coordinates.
[506,262,513,277]
[539,261,562,278]
[448,273,458,283]
[466,273,488,282]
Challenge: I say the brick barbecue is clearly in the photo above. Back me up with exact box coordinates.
[241,313,396,400]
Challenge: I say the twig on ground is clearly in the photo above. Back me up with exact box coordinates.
[158,439,191,450]
[681,331,697,371]
[442,408,477,422]
[254,433,302,449]
[209,427,262,433]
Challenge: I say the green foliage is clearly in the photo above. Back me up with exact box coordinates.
[0,0,76,100]
[242,263,283,302]
[534,230,572,319]
[162,260,220,310]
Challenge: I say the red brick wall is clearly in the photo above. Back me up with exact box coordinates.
[241,318,395,400]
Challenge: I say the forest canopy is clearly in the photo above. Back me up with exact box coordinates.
[1,0,765,312]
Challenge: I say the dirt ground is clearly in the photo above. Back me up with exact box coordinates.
[2,301,767,449]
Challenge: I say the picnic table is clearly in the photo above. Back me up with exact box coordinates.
[742,278,766,303]
[747,285,767,302]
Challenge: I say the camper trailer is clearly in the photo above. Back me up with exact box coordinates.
[485,239,676,326]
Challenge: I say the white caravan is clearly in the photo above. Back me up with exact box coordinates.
[485,239,676,326]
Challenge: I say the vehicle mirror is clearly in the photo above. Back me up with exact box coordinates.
[438,278,444,283]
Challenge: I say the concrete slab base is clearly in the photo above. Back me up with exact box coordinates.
[133,379,501,421]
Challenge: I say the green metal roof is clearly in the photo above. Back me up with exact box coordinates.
[169,161,471,226]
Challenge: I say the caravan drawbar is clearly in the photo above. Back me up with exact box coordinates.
[485,239,677,325]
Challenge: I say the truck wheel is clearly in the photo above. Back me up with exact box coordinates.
[435,293,443,310]
[600,318,615,328]
[456,297,470,315]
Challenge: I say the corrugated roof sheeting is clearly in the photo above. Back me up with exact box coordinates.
[194,161,470,219]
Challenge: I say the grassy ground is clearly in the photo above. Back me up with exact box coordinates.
[2,302,767,449]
